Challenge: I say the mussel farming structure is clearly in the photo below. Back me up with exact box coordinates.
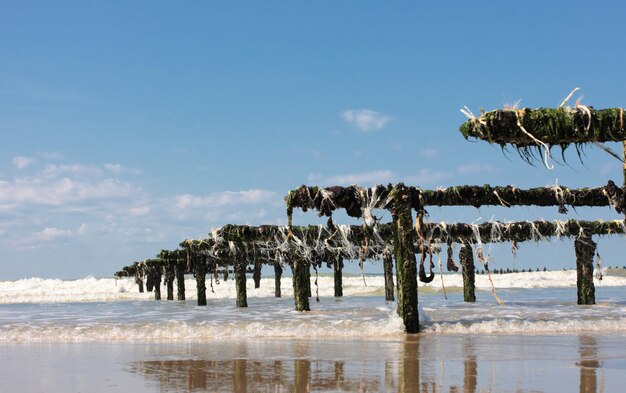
[115,104,626,333]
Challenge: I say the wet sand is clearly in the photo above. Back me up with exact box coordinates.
[2,333,626,392]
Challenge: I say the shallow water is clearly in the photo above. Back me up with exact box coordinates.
[2,334,626,392]
[0,271,625,391]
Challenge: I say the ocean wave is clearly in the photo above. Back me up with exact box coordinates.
[0,270,625,304]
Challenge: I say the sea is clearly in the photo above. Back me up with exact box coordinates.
[1,270,625,392]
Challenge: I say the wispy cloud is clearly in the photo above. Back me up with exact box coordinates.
[0,177,140,207]
[31,227,73,242]
[175,189,279,209]
[104,163,142,175]
[419,148,438,158]
[12,156,35,169]
[308,170,396,186]
[42,164,102,178]
[341,109,392,131]
[404,169,453,186]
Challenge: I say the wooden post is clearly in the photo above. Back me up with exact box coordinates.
[391,183,419,333]
[305,264,312,298]
[383,252,395,301]
[333,258,343,297]
[235,262,248,308]
[623,141,626,189]
[575,233,596,305]
[460,244,476,302]
[135,268,144,293]
[165,261,175,301]
[153,266,162,301]
[274,260,283,298]
[176,258,185,301]
[194,254,207,306]
[292,257,310,311]
[253,260,262,289]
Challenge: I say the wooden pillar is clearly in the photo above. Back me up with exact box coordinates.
[153,266,162,301]
[391,183,419,333]
[135,269,144,293]
[383,252,395,301]
[165,261,175,300]
[235,262,248,308]
[145,266,154,292]
[274,260,283,298]
[194,254,207,306]
[333,258,343,297]
[575,233,596,305]
[304,264,312,298]
[176,258,186,301]
[460,244,476,302]
[292,257,310,311]
[253,260,262,289]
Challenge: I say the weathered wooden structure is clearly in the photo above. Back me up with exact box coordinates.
[115,104,626,334]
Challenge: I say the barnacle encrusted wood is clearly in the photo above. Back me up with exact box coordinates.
[460,107,626,146]
[285,182,620,216]
[114,218,626,279]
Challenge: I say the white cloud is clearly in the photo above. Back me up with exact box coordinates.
[31,227,73,242]
[42,164,102,178]
[404,169,453,186]
[0,177,141,207]
[104,163,141,175]
[420,148,438,158]
[309,170,396,186]
[341,109,392,131]
[175,189,279,209]
[12,156,35,169]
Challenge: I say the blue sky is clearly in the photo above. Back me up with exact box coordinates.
[2,1,626,279]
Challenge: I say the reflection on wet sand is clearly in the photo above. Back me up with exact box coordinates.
[128,334,609,393]
[577,335,603,393]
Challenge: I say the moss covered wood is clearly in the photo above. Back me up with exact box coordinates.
[274,261,283,298]
[194,254,207,306]
[292,257,310,311]
[575,234,596,305]
[383,252,395,301]
[304,265,312,298]
[253,261,262,289]
[235,262,248,308]
[175,257,186,301]
[391,184,419,333]
[152,265,162,301]
[460,107,626,146]
[165,261,175,301]
[284,182,619,217]
[135,265,144,293]
[460,244,476,302]
[333,258,343,297]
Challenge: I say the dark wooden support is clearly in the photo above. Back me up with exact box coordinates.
[153,267,162,301]
[460,244,476,302]
[305,265,312,298]
[274,261,283,298]
[293,257,310,311]
[176,258,185,300]
[145,268,154,292]
[194,254,207,306]
[333,258,343,297]
[383,252,395,301]
[575,234,596,305]
[235,262,248,308]
[135,270,144,293]
[391,184,419,333]
[165,262,175,301]
[253,261,262,289]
